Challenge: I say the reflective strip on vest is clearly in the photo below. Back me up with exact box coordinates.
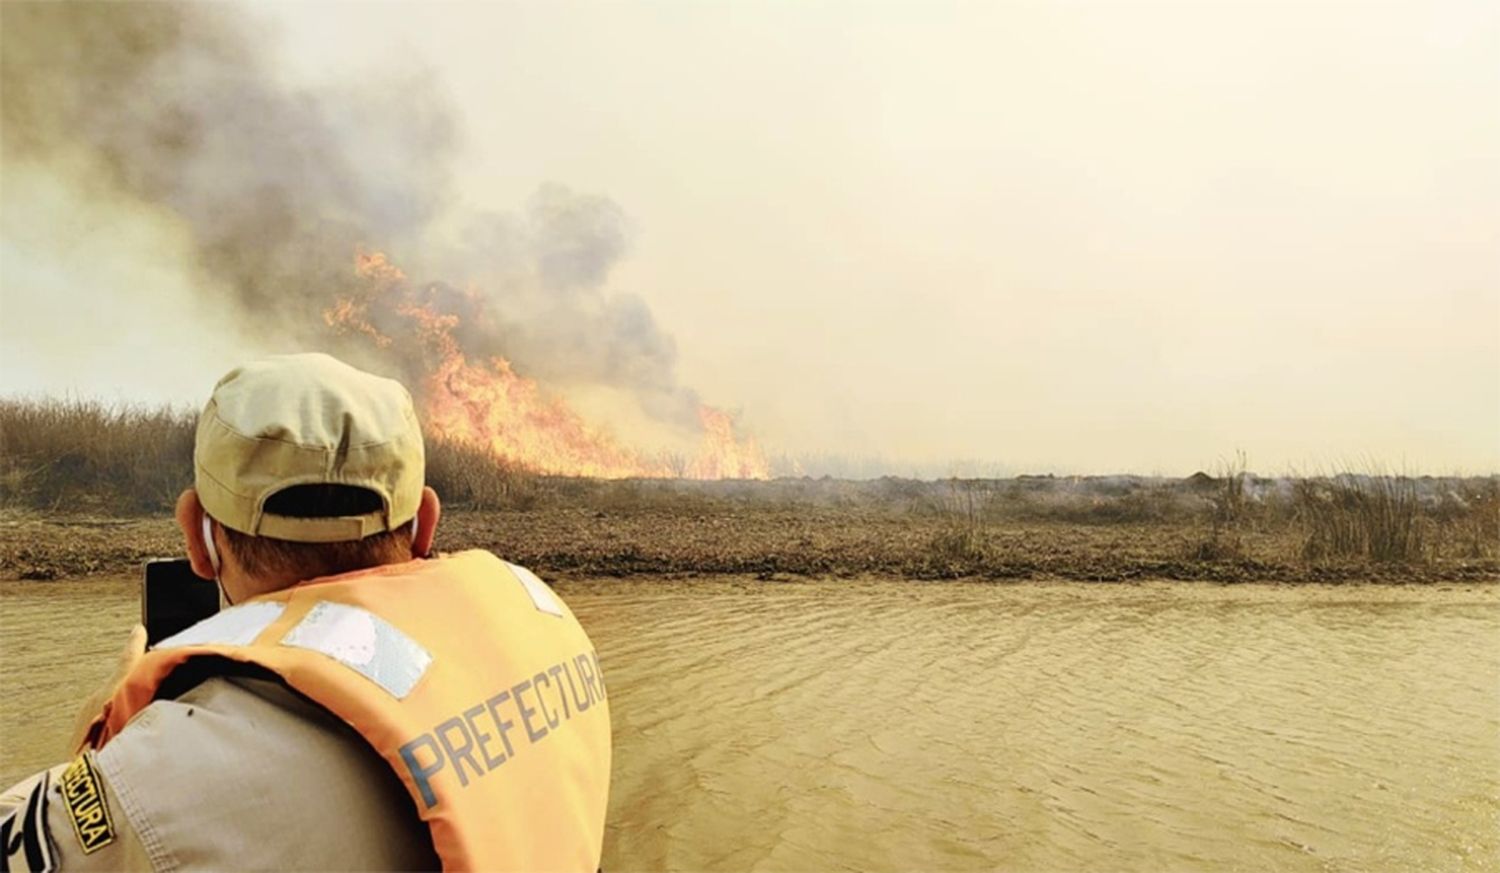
[507,562,564,617]
[156,602,286,650]
[280,602,431,699]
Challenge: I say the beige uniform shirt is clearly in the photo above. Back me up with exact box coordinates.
[0,673,438,871]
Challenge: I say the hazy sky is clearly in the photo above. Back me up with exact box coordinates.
[3,1,1496,475]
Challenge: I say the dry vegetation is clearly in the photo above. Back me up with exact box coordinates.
[2,399,1495,583]
[0,398,539,514]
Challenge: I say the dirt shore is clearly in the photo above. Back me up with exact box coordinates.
[3,506,1494,584]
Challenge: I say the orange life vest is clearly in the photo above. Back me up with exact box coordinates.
[82,550,612,872]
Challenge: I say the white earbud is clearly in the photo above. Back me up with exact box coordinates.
[202,515,221,575]
[202,514,230,609]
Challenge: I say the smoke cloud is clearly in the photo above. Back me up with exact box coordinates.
[1,1,703,429]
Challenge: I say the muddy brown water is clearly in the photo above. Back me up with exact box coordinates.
[2,576,1497,871]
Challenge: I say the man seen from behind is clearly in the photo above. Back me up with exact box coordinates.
[0,352,612,872]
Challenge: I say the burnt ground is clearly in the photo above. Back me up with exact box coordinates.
[2,506,1494,584]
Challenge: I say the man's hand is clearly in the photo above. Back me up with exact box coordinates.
[67,625,147,754]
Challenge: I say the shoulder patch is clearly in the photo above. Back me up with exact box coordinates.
[58,756,114,855]
[0,771,56,873]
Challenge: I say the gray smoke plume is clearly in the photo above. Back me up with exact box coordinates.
[1,1,702,426]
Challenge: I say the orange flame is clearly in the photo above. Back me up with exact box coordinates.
[326,250,769,479]
[690,407,768,479]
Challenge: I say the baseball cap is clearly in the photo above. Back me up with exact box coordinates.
[194,353,425,542]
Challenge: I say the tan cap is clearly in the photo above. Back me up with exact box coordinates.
[195,353,425,542]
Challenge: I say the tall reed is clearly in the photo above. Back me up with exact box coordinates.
[1296,473,1426,563]
[0,398,195,511]
[1,398,538,513]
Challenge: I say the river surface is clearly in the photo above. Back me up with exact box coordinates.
[2,576,1497,871]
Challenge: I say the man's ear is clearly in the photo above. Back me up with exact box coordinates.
[413,486,441,558]
[174,489,216,580]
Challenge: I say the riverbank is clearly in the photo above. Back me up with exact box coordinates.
[3,505,1494,583]
[4,399,1495,582]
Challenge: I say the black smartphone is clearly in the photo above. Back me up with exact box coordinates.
[142,558,221,646]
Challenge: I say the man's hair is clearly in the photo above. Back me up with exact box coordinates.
[218,485,413,581]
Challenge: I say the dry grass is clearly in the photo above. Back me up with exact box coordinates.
[0,398,196,512]
[1,399,1494,580]
[1291,472,1493,564]
[927,479,993,565]
[1296,476,1414,563]
[0,399,543,514]
[1187,453,1250,562]
[1430,479,1500,560]
[423,438,541,510]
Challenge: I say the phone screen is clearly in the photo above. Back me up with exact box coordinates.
[142,558,221,646]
